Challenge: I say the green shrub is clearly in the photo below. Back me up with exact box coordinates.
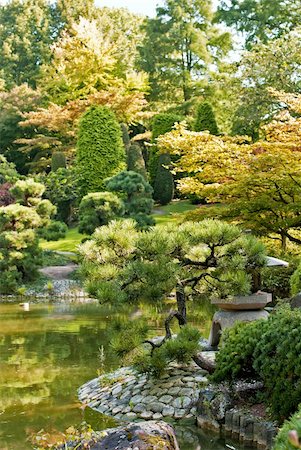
[212,320,266,382]
[151,113,183,141]
[76,106,125,196]
[105,171,154,229]
[38,220,68,241]
[164,325,201,364]
[51,152,66,172]
[273,405,301,449]
[194,101,219,134]
[78,191,124,235]
[153,153,174,205]
[213,307,301,421]
[120,123,130,150]
[290,260,301,296]
[127,143,147,179]
[150,113,183,187]
[262,265,295,299]
[253,307,301,421]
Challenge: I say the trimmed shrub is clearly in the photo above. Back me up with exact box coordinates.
[153,153,174,205]
[38,220,68,241]
[127,143,147,179]
[194,101,219,135]
[0,155,18,184]
[213,306,301,421]
[150,113,182,187]
[151,113,183,141]
[253,307,301,421]
[76,106,125,196]
[78,191,124,235]
[51,152,66,172]
[105,171,154,229]
[290,261,301,296]
[212,320,266,382]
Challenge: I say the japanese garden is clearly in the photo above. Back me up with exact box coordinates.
[1,0,301,449]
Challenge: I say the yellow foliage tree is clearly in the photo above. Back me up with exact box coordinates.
[158,94,301,250]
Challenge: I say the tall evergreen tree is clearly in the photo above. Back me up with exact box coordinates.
[127,144,147,179]
[153,154,174,205]
[76,106,125,197]
[194,101,219,134]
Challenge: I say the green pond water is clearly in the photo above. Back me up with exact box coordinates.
[0,299,247,450]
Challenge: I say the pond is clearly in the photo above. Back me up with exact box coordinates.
[0,299,247,450]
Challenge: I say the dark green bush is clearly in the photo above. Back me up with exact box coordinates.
[194,101,219,134]
[127,143,147,179]
[290,260,301,296]
[51,152,66,172]
[212,320,266,382]
[151,113,183,141]
[153,153,174,205]
[253,307,301,421]
[76,106,125,196]
[213,307,301,421]
[38,220,68,241]
[262,265,295,299]
[105,171,154,229]
[150,113,182,187]
[78,191,124,235]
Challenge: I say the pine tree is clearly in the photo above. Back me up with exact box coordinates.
[76,106,125,197]
[194,101,219,134]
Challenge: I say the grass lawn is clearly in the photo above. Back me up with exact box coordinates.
[40,227,86,252]
[152,199,198,225]
[39,200,198,252]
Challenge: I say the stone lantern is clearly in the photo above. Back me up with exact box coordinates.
[208,256,289,347]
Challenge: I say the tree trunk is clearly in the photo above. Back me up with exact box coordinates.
[281,232,287,252]
[176,282,187,323]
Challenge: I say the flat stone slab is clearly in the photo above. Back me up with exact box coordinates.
[78,363,208,421]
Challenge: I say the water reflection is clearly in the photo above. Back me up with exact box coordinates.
[0,300,243,450]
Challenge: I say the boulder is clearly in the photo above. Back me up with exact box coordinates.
[59,421,180,450]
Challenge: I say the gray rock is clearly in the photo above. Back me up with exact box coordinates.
[133,403,145,413]
[153,412,163,420]
[169,387,181,396]
[131,394,144,405]
[144,395,157,404]
[159,394,173,404]
[162,406,175,417]
[174,409,186,419]
[111,385,122,397]
[140,410,153,419]
[149,402,164,413]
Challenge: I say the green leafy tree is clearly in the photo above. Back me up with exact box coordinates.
[78,192,124,235]
[79,219,266,373]
[194,101,219,134]
[0,0,53,87]
[41,168,79,224]
[230,30,301,139]
[126,144,147,179]
[216,0,301,49]
[0,178,55,293]
[76,106,125,197]
[153,154,174,205]
[105,171,155,229]
[0,84,42,173]
[138,0,231,102]
[0,155,18,184]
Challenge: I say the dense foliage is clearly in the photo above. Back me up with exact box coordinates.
[273,406,301,450]
[51,152,66,172]
[126,144,147,179]
[78,192,124,235]
[194,101,219,134]
[105,171,154,229]
[76,106,125,196]
[213,307,301,421]
[0,179,55,293]
[153,154,174,205]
